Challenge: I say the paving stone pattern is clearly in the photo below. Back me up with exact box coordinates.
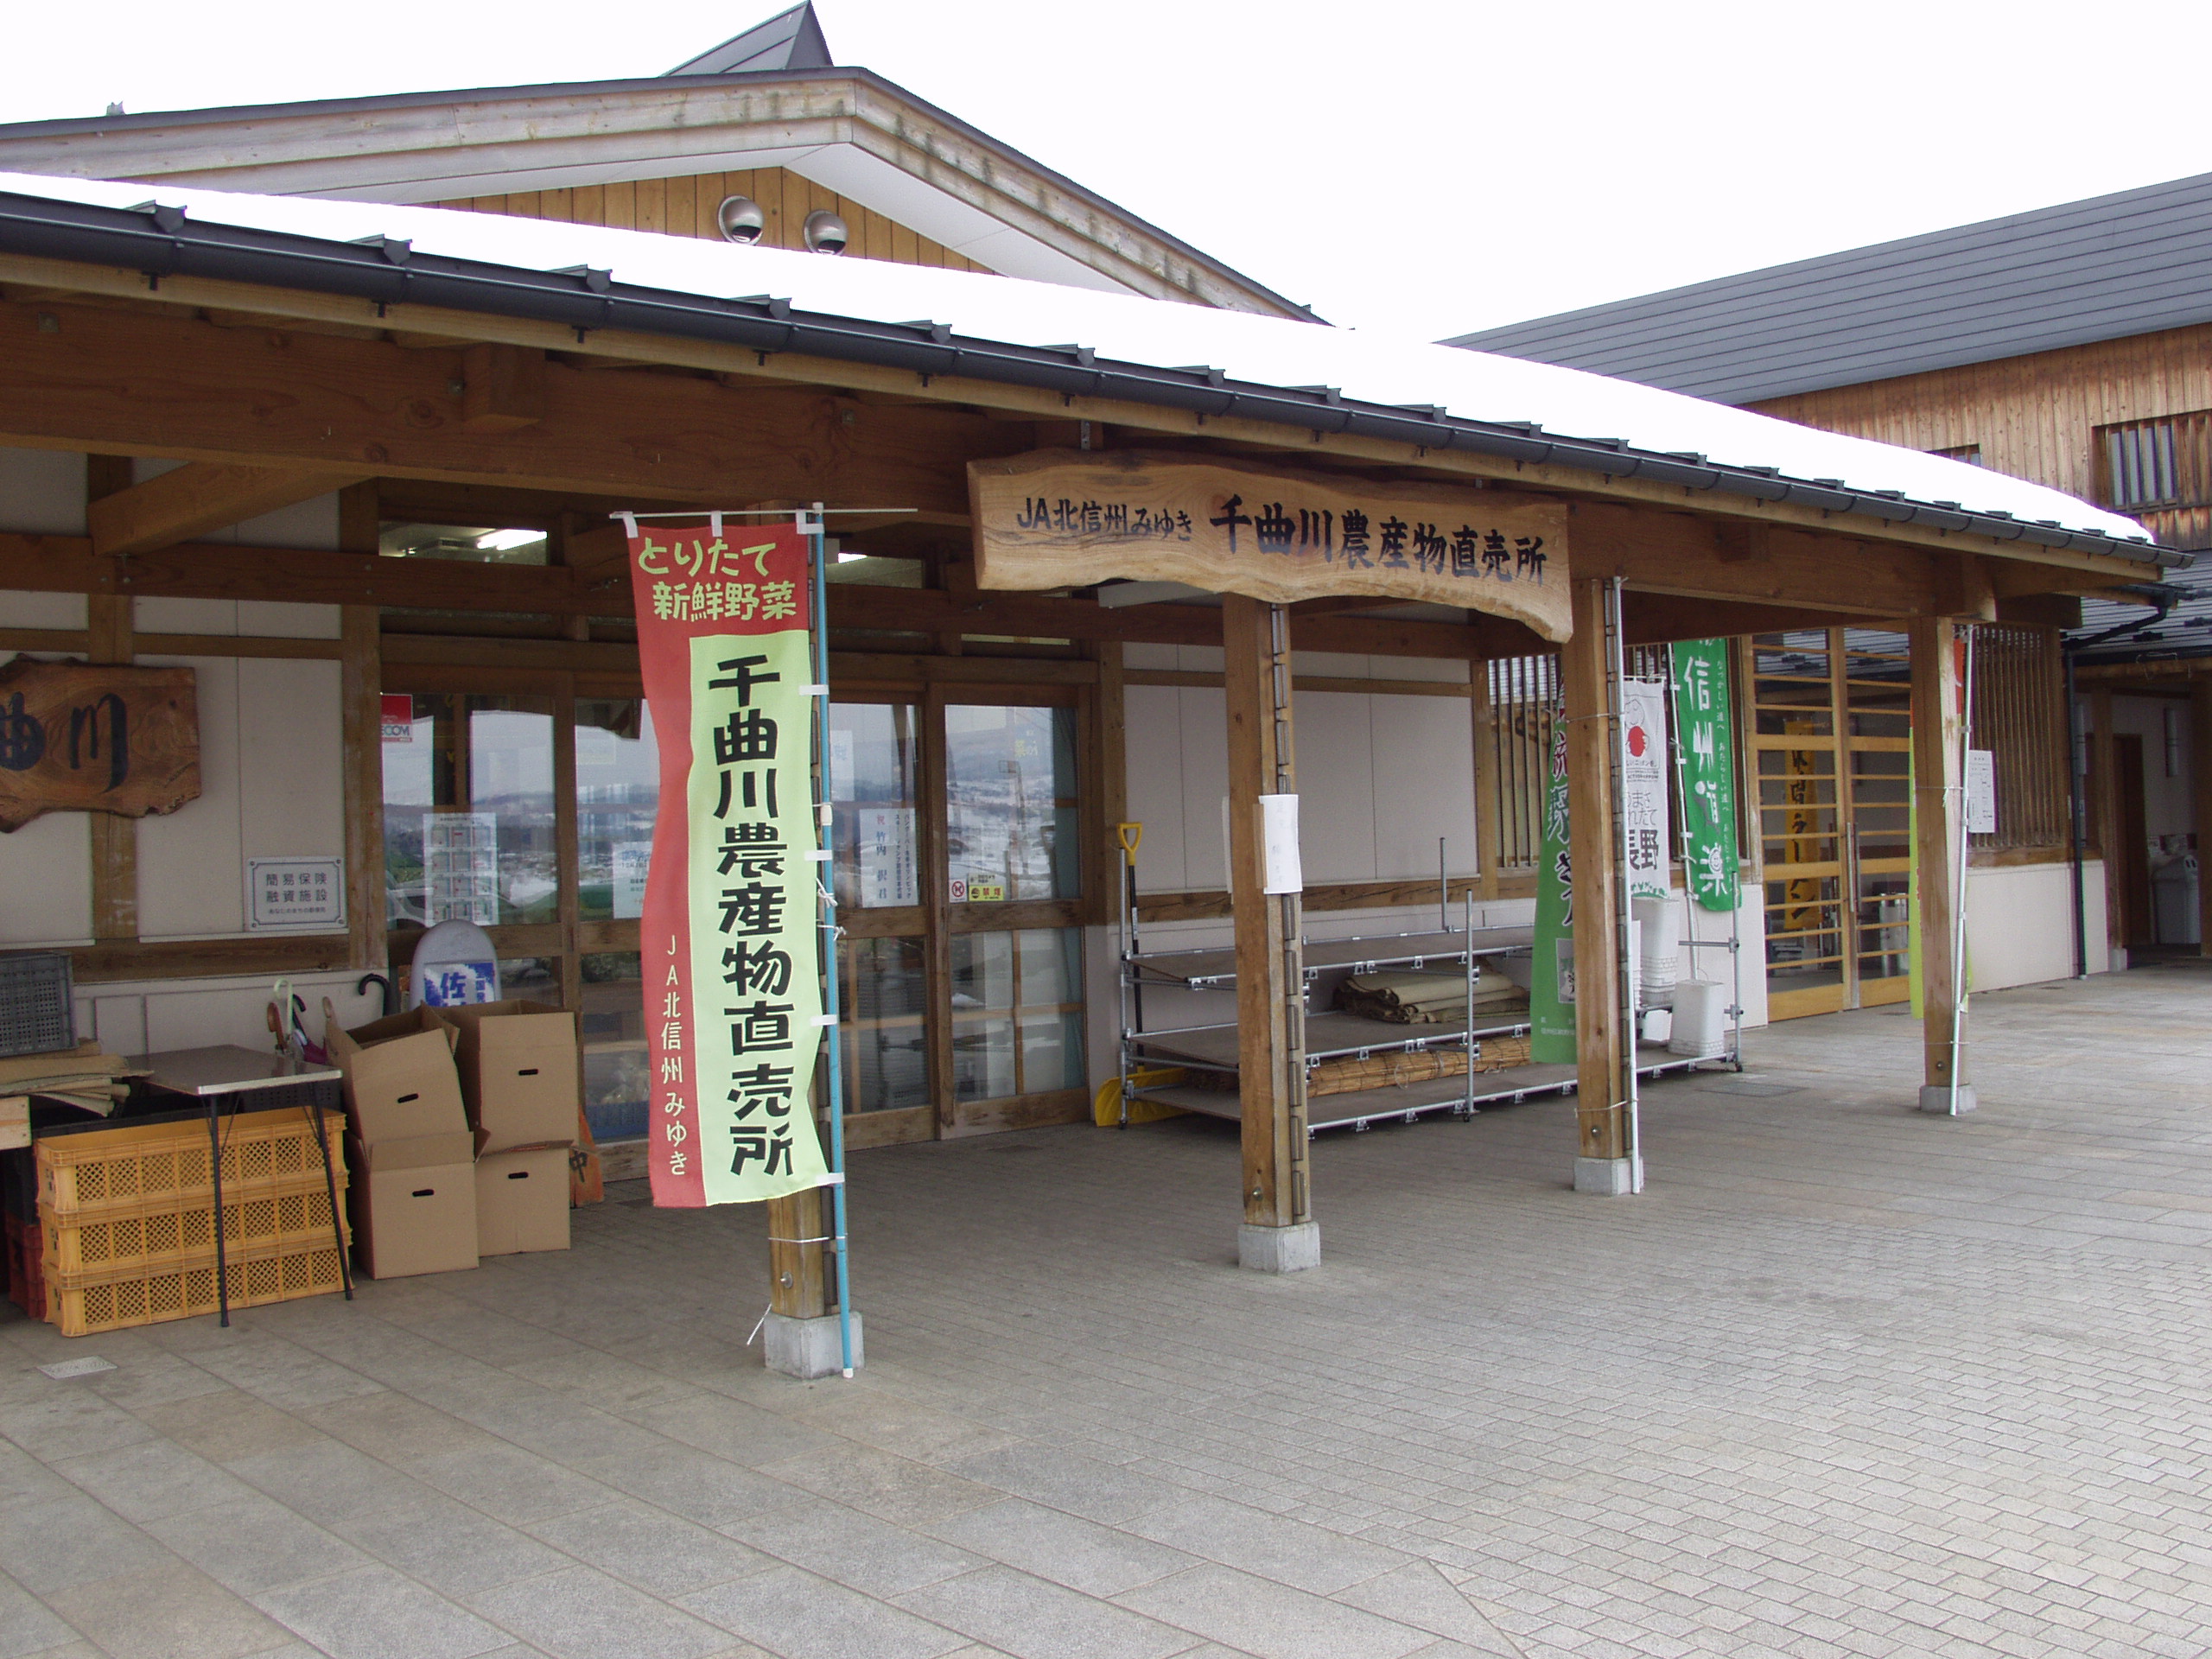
[5,966,2212,1658]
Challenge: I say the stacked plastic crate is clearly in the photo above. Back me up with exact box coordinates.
[35,1103,349,1337]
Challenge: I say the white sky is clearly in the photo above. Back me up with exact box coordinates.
[14,0,2212,341]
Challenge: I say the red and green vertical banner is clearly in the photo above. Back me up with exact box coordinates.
[627,523,830,1208]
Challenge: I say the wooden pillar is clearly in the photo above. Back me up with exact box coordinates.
[1223,594,1313,1268]
[2194,678,2212,957]
[2088,686,2121,966]
[1471,659,1502,902]
[337,484,387,973]
[766,1185,829,1319]
[1910,617,1971,1111]
[85,457,137,944]
[1562,578,1632,1182]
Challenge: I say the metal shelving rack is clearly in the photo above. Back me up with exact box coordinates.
[1115,909,1739,1138]
[1116,897,1547,1135]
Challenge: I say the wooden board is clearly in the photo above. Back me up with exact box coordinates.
[0,660,199,832]
[969,450,1571,641]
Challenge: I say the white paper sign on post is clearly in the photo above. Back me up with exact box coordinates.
[1259,793,1303,895]
[1620,679,1672,901]
[1966,749,1997,835]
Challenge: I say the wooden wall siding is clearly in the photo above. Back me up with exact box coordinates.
[1751,321,2212,519]
[436,168,987,271]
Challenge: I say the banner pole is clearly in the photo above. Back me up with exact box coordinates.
[805,503,855,1378]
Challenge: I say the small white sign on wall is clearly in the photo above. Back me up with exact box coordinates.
[1966,749,1997,836]
[247,856,346,931]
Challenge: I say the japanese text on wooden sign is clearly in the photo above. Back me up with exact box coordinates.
[0,660,200,833]
[968,451,1571,642]
[626,524,830,1208]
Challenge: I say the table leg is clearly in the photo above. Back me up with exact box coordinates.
[206,1100,229,1328]
[308,1097,353,1300]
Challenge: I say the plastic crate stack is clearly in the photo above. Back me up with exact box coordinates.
[35,1100,350,1337]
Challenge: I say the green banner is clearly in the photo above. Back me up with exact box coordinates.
[1670,639,1740,913]
[1529,714,1577,1064]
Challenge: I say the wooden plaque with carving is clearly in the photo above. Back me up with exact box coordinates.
[0,661,200,832]
[969,450,1570,641]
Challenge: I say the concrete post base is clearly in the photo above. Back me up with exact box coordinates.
[1917,1085,1978,1116]
[763,1312,863,1379]
[1573,1154,1644,1195]
[1238,1221,1320,1273]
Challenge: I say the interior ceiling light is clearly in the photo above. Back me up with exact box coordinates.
[803,211,849,255]
[716,195,766,245]
[475,529,543,551]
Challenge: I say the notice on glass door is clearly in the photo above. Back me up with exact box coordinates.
[856,807,917,907]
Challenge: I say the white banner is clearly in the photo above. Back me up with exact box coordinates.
[1621,678,1672,902]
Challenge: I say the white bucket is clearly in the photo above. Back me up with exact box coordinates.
[1668,979,1727,1058]
[1633,895,1679,1008]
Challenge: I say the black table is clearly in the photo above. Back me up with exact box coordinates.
[131,1046,352,1325]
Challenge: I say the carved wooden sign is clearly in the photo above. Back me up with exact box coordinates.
[968,450,1571,641]
[0,660,200,832]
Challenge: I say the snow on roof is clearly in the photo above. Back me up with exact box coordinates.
[1,171,2150,550]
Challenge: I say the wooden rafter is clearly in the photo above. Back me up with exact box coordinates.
[87,461,367,556]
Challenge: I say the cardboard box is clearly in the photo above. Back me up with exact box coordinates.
[345,1131,478,1279]
[326,1006,467,1145]
[438,1001,579,1154]
[474,1146,572,1256]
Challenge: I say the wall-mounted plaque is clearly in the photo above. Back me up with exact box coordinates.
[247,855,346,931]
[0,660,200,832]
[969,449,1571,641]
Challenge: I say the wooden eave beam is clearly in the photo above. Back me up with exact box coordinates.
[0,256,2168,589]
[0,292,1020,513]
[0,530,1534,657]
[1622,594,1908,645]
[86,461,367,556]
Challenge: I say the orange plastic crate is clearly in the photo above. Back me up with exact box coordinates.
[41,1185,347,1281]
[37,1105,345,1218]
[46,1239,348,1338]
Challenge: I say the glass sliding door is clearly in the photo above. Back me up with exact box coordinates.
[573,699,658,1142]
[828,700,934,1145]
[941,696,1088,1134]
[1753,634,1849,1019]
[1751,629,1923,1019]
[1842,632,1914,1006]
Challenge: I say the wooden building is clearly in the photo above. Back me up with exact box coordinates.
[0,9,2169,1307]
[1455,173,2212,990]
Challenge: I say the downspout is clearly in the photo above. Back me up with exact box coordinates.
[2063,582,2181,979]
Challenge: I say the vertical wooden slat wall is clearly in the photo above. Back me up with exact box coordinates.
[439,168,987,271]
[1751,319,2212,550]
[1967,625,2069,855]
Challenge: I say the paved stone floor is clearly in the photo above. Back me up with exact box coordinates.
[6,965,2212,1659]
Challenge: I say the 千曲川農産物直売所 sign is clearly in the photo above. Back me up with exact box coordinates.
[967,450,1570,642]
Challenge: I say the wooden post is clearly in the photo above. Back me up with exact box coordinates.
[919,683,956,1137]
[1088,639,1128,927]
[2194,678,2212,957]
[1471,660,1502,903]
[1910,616,1972,1112]
[2088,686,2121,967]
[85,457,137,944]
[1562,578,1634,1188]
[337,484,386,973]
[1223,594,1313,1269]
[766,1185,829,1319]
